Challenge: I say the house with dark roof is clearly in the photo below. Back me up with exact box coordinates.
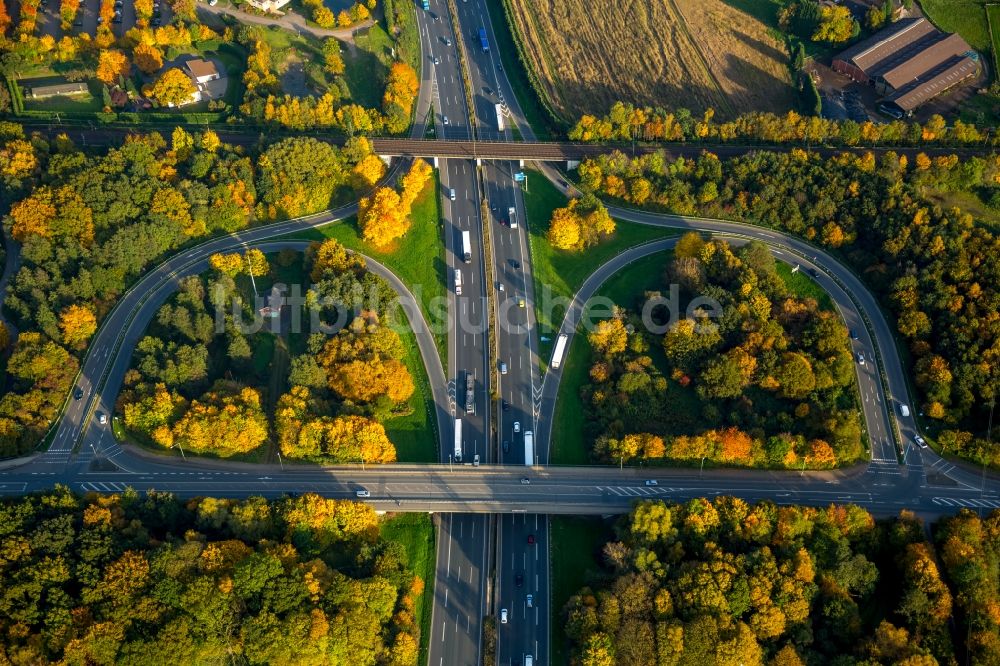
[831,17,979,116]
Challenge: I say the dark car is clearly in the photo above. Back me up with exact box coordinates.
[808,268,819,278]
[527,534,535,545]
[73,388,83,400]
[502,399,509,411]
[510,259,521,269]
[515,573,524,587]
[503,439,510,453]
[112,16,122,23]
[850,329,858,340]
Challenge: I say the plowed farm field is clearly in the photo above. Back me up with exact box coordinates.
[505,0,796,120]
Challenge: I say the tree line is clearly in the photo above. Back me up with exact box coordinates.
[0,125,379,458]
[0,487,427,664]
[569,103,994,148]
[579,235,861,468]
[576,148,1000,467]
[563,498,983,665]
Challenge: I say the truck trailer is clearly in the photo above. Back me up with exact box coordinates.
[523,431,534,466]
[454,419,463,462]
[461,230,472,263]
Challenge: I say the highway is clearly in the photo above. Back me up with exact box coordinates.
[420,3,492,665]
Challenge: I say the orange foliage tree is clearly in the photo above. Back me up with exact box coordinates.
[133,42,163,74]
[96,50,131,85]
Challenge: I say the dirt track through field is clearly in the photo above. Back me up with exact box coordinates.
[507,0,795,120]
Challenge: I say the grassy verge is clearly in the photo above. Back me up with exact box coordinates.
[776,262,834,311]
[523,169,678,364]
[549,516,614,666]
[281,174,448,366]
[379,513,436,664]
[388,304,438,462]
[483,0,562,138]
[550,251,672,465]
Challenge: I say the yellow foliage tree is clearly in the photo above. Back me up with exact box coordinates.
[209,252,244,277]
[359,187,409,248]
[588,318,628,357]
[547,206,581,250]
[398,158,432,211]
[133,42,163,74]
[171,384,269,455]
[59,304,97,348]
[352,153,386,189]
[96,50,131,85]
[148,67,196,107]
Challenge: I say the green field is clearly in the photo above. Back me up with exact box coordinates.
[550,516,614,666]
[285,175,448,366]
[922,0,992,50]
[523,169,678,366]
[379,513,436,664]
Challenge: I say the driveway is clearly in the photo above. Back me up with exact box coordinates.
[196,1,371,41]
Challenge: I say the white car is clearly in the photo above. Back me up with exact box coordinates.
[526,594,533,608]
[914,435,928,448]
[443,116,449,125]
[645,479,658,486]
[356,489,370,498]
[513,421,520,434]
[500,608,508,624]
[97,412,108,425]
[500,362,507,375]
[856,352,865,365]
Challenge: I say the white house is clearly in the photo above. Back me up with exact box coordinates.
[243,0,292,12]
[169,59,225,107]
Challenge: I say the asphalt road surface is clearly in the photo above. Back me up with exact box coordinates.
[419,2,491,665]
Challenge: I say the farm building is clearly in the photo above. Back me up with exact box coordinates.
[28,82,88,99]
[831,17,979,116]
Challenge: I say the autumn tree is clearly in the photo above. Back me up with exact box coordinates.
[322,38,345,75]
[59,304,97,348]
[148,67,196,107]
[170,382,269,455]
[359,187,409,248]
[589,318,628,357]
[812,5,857,42]
[96,50,131,84]
[133,42,163,75]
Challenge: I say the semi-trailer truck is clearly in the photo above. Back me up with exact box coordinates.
[508,206,517,229]
[461,230,472,263]
[478,27,489,51]
[465,374,474,413]
[454,418,463,462]
[523,431,534,466]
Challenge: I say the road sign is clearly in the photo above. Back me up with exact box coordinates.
[514,172,526,182]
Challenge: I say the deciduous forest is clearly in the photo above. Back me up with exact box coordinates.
[0,125,379,458]
[577,148,1000,466]
[0,487,429,664]
[581,235,861,468]
[564,498,1000,665]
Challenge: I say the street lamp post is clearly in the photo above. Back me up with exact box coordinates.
[175,441,186,462]
[277,451,284,472]
[700,456,705,478]
[449,454,453,472]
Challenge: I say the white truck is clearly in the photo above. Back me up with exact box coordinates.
[508,206,517,229]
[495,103,505,132]
[454,268,462,295]
[454,418,463,462]
[523,431,534,466]
[461,230,472,263]
[550,333,568,369]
